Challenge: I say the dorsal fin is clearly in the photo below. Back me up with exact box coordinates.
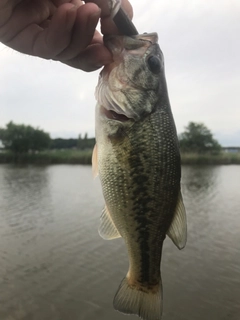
[167,191,187,250]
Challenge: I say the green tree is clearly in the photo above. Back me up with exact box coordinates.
[51,138,77,149]
[0,121,50,153]
[77,134,82,149]
[179,122,221,154]
[77,132,95,150]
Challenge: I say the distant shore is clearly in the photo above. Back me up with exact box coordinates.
[0,150,240,165]
[180,152,240,165]
[0,150,92,165]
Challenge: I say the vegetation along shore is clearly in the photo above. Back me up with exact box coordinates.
[0,149,240,166]
[0,121,239,165]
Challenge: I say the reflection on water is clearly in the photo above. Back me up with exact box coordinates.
[162,165,240,320]
[1,166,53,233]
[0,164,239,320]
[183,165,218,194]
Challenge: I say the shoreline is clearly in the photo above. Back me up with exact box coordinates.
[0,150,240,165]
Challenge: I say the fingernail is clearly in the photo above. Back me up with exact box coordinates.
[68,4,77,12]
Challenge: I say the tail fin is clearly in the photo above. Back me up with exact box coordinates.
[113,277,162,320]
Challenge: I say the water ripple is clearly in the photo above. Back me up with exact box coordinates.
[0,164,239,320]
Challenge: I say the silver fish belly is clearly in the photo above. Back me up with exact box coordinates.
[92,32,187,320]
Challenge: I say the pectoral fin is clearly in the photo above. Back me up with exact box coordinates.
[98,206,121,240]
[167,191,187,250]
[92,144,98,178]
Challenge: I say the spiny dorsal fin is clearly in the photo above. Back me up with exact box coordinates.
[98,206,121,240]
[92,144,98,178]
[167,191,187,250]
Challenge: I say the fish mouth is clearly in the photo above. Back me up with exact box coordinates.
[100,106,131,122]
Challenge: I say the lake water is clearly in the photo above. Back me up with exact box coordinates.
[0,164,239,320]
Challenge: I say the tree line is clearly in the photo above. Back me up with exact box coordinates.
[0,121,221,154]
[0,122,95,153]
[178,122,221,154]
[51,134,95,150]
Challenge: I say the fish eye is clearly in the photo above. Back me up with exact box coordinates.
[147,56,161,74]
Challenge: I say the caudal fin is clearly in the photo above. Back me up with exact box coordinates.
[113,277,162,320]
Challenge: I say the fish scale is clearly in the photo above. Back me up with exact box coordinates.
[93,33,187,320]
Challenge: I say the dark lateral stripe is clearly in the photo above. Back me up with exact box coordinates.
[129,146,152,284]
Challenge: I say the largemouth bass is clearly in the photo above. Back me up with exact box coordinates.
[92,32,187,320]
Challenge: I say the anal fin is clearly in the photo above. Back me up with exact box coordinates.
[98,206,121,240]
[167,191,187,250]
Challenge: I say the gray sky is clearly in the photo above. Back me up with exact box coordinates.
[1,0,240,146]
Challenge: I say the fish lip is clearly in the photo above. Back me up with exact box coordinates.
[100,105,132,122]
[103,33,159,51]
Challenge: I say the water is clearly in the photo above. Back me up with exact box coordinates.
[0,164,239,320]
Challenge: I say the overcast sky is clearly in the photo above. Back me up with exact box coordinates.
[1,0,240,146]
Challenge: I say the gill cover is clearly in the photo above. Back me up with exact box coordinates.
[95,33,165,121]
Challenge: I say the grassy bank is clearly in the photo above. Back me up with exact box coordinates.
[0,150,240,165]
[0,150,92,165]
[181,152,240,165]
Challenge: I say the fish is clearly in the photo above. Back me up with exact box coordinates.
[92,32,187,320]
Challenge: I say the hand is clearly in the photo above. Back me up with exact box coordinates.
[0,0,133,71]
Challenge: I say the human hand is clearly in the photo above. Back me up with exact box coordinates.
[0,0,133,71]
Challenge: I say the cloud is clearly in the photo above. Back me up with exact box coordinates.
[131,0,240,144]
[1,0,240,145]
[0,47,98,138]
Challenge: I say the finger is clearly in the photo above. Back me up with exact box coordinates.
[55,3,101,61]
[40,19,51,29]
[0,0,22,27]
[63,43,112,72]
[33,3,79,58]
[53,0,82,7]
[6,3,77,58]
[0,0,56,43]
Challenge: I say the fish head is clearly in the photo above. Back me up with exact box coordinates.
[95,33,168,136]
